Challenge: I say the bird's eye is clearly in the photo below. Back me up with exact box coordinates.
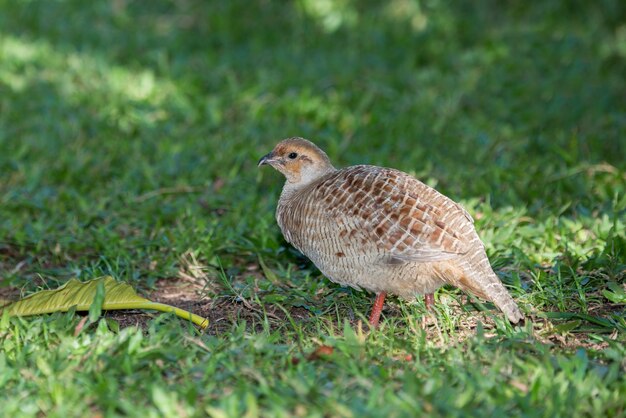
[288,152,298,159]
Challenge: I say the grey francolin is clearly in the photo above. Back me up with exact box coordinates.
[258,138,524,327]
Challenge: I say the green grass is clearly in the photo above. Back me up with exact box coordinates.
[1,0,625,416]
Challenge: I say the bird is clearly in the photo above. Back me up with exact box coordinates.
[258,137,524,327]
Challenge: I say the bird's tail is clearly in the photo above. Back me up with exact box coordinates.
[474,271,524,324]
[447,257,524,324]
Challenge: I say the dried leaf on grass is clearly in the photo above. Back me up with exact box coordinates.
[1,276,208,328]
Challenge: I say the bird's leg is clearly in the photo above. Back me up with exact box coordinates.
[420,293,435,330]
[424,293,435,310]
[368,292,387,328]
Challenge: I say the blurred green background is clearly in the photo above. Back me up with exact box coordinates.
[0,1,625,416]
[1,0,624,287]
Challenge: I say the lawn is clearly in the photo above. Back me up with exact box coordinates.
[1,0,625,416]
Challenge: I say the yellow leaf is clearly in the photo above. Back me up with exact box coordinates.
[1,276,208,329]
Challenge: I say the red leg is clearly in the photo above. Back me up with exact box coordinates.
[420,293,436,330]
[368,292,387,328]
[425,293,434,310]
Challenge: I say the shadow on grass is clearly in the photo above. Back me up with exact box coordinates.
[2,2,625,219]
[2,1,624,176]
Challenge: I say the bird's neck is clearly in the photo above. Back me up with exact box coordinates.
[280,166,336,201]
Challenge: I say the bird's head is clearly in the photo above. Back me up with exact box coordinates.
[258,137,336,186]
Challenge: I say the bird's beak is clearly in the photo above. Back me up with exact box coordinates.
[258,152,275,167]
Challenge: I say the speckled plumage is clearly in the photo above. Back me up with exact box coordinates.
[259,138,524,324]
